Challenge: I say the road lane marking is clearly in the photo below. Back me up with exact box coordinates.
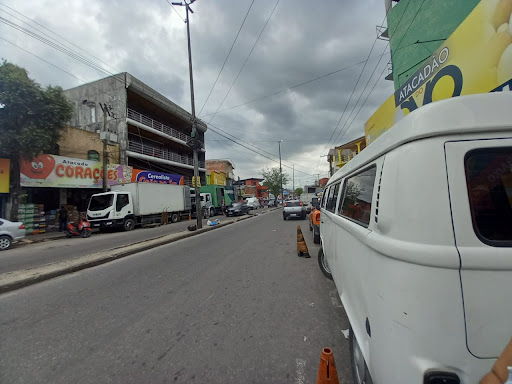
[295,358,306,384]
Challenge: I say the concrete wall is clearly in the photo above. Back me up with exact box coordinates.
[58,126,120,164]
[388,0,480,90]
[64,74,128,165]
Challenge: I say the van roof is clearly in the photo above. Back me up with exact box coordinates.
[328,92,512,185]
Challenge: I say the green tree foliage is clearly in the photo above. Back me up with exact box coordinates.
[294,187,303,198]
[261,167,289,202]
[0,61,73,220]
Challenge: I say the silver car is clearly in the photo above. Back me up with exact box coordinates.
[283,200,306,220]
[0,218,26,250]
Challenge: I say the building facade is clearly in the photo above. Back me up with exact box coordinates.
[328,136,366,174]
[64,73,207,187]
[205,159,235,186]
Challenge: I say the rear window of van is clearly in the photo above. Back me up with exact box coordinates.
[465,148,512,245]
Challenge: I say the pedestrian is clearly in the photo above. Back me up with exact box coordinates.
[58,205,68,232]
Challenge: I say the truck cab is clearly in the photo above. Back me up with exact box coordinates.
[87,191,134,231]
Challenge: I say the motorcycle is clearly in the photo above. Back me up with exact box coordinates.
[65,218,92,238]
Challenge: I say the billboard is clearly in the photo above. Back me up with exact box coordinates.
[0,159,10,193]
[365,0,512,144]
[20,154,133,188]
[131,169,184,185]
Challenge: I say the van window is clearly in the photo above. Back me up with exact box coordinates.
[326,183,340,213]
[339,166,377,227]
[465,148,512,245]
[321,187,328,208]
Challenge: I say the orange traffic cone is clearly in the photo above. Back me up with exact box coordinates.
[316,347,339,384]
[297,225,310,257]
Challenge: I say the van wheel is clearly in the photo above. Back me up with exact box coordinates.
[350,328,373,384]
[171,213,179,223]
[123,218,135,231]
[317,247,333,280]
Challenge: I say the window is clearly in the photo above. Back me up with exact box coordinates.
[321,187,329,208]
[116,194,130,212]
[339,166,377,227]
[465,148,512,245]
[88,150,100,161]
[285,201,301,207]
[326,182,340,213]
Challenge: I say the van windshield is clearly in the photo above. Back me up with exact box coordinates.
[466,148,512,244]
[88,194,114,211]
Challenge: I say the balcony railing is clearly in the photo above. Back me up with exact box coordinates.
[127,108,191,144]
[128,141,205,168]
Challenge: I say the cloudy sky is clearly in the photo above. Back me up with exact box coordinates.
[0,0,394,188]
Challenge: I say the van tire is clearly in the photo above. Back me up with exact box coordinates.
[123,218,135,231]
[317,247,333,280]
[171,213,179,223]
[350,328,373,384]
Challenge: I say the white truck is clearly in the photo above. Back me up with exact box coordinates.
[87,182,192,231]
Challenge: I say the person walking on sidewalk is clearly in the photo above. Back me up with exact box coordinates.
[58,205,68,232]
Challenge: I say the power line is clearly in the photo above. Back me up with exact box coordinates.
[198,0,255,116]
[200,52,389,119]
[207,0,280,124]
[164,0,185,22]
[0,17,114,77]
[0,2,122,75]
[338,0,428,145]
[0,8,204,125]
[208,122,316,176]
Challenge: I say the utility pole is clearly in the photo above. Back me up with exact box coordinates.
[99,103,110,192]
[173,0,202,229]
[278,140,283,204]
[292,164,294,198]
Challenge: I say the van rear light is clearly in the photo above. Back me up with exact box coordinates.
[300,202,303,206]
[284,203,287,207]
[424,371,460,384]
[19,224,25,229]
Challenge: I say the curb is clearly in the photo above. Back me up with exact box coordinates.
[0,210,274,294]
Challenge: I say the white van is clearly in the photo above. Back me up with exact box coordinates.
[319,93,512,384]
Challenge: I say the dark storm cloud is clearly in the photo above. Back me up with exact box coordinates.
[0,0,394,183]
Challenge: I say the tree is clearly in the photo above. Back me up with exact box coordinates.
[0,61,73,220]
[261,167,289,203]
[294,187,303,199]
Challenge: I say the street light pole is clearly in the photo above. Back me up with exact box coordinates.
[292,164,294,198]
[278,140,283,204]
[173,0,202,229]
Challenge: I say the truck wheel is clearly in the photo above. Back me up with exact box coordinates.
[350,328,373,384]
[171,213,179,223]
[317,247,333,280]
[123,218,135,231]
[210,207,215,217]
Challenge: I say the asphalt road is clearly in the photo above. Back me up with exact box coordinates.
[0,208,273,274]
[0,209,352,384]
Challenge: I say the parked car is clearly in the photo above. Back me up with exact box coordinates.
[309,207,320,244]
[245,197,260,210]
[225,202,251,217]
[0,218,26,250]
[283,200,306,220]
